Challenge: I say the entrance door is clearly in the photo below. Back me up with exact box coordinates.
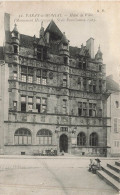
[59,134,68,153]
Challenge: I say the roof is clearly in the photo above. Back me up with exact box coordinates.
[0,47,4,60]
[69,46,80,57]
[45,20,63,39]
[20,34,37,48]
[106,75,120,92]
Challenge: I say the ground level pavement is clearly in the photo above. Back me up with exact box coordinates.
[0,155,119,195]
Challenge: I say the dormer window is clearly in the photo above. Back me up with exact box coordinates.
[83,60,86,70]
[37,46,47,61]
[37,47,43,60]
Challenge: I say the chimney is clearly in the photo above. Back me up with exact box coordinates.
[86,38,94,59]
[4,13,10,32]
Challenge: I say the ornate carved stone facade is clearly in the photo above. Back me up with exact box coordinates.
[0,13,110,156]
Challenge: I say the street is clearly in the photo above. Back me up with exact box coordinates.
[0,156,119,195]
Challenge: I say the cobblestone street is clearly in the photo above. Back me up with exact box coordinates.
[0,156,119,195]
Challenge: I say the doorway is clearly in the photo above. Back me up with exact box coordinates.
[59,134,68,153]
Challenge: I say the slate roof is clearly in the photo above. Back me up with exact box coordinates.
[6,20,89,58]
[20,34,36,49]
[106,75,120,92]
[45,20,63,38]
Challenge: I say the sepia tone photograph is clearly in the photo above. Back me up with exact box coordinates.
[0,1,120,195]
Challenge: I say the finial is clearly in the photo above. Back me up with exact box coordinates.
[41,21,43,28]
[98,44,100,51]
[13,23,18,32]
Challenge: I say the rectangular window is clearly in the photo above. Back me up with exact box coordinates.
[14,136,18,145]
[36,97,41,113]
[60,127,68,132]
[19,136,22,144]
[37,47,43,60]
[78,102,82,116]
[83,102,87,116]
[37,77,41,84]
[36,98,41,104]
[21,103,26,112]
[28,136,32,145]
[89,103,96,117]
[42,98,47,113]
[21,75,26,82]
[28,97,33,112]
[114,141,119,147]
[28,97,33,103]
[13,72,17,80]
[89,109,92,117]
[114,118,120,133]
[21,96,26,102]
[23,136,27,145]
[28,104,33,111]
[78,108,82,116]
[28,75,33,83]
[42,78,46,85]
[21,96,26,112]
[42,105,47,113]
[36,104,41,113]
[42,70,47,85]
[42,98,47,104]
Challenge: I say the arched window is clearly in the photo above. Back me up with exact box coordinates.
[14,128,32,145]
[36,129,52,145]
[77,132,86,146]
[90,132,98,146]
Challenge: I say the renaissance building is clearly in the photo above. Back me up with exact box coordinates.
[0,13,110,156]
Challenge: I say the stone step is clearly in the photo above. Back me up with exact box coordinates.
[107,163,120,173]
[102,166,120,182]
[115,161,120,167]
[97,170,120,192]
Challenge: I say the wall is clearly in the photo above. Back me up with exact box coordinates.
[107,92,120,156]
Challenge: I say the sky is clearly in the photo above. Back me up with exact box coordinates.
[0,1,120,84]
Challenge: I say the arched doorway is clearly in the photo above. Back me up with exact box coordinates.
[59,134,68,153]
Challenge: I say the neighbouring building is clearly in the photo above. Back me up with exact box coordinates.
[0,13,110,156]
[107,75,120,157]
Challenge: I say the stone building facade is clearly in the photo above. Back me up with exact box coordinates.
[107,75,120,157]
[0,13,110,156]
